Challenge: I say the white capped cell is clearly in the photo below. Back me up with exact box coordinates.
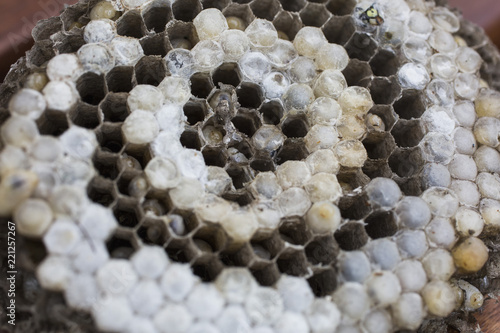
[220,207,259,243]
[8,88,46,119]
[96,259,138,296]
[239,51,272,82]
[262,72,290,99]
[245,287,284,326]
[154,304,193,333]
[422,163,451,188]
[217,305,251,333]
[408,10,432,37]
[252,125,285,151]
[365,238,401,270]
[339,251,371,283]
[245,19,278,48]
[307,97,342,125]
[127,84,164,112]
[396,196,431,229]
[92,296,134,332]
[204,166,232,195]
[289,56,317,83]
[422,281,456,317]
[252,201,281,230]
[454,73,480,100]
[362,309,393,333]
[304,173,342,203]
[394,260,427,292]
[420,132,455,164]
[428,30,457,54]
[249,172,282,199]
[455,207,484,237]
[36,255,73,291]
[111,36,144,66]
[192,40,225,71]
[449,180,481,207]
[453,127,477,155]
[422,248,456,280]
[193,8,228,40]
[277,187,311,217]
[276,160,311,189]
[14,198,53,238]
[49,185,88,218]
[305,149,340,175]
[43,81,79,112]
[453,101,476,128]
[306,201,341,234]
[219,29,250,61]
[425,217,457,249]
[335,139,367,168]
[305,124,339,152]
[84,18,117,43]
[338,86,373,115]
[425,79,454,107]
[365,271,401,306]
[78,43,116,73]
[186,284,225,320]
[448,154,477,180]
[455,47,482,73]
[480,198,500,228]
[274,312,309,333]
[160,263,197,302]
[78,202,118,241]
[473,117,500,147]
[64,274,99,311]
[47,54,83,81]
[474,146,500,173]
[128,279,164,317]
[396,229,428,259]
[402,36,432,64]
[265,39,298,68]
[477,172,500,200]
[332,282,370,321]
[283,83,315,111]
[293,27,327,58]
[313,69,347,99]
[71,240,109,273]
[43,219,81,255]
[276,275,314,313]
[59,126,98,160]
[1,116,39,149]
[398,63,430,90]
[422,187,459,217]
[305,299,340,333]
[131,245,169,279]
[315,43,349,71]
[430,54,458,80]
[215,268,256,304]
[429,6,460,32]
[365,177,402,209]
[122,110,160,144]
[392,293,425,330]
[169,178,204,210]
[165,49,195,77]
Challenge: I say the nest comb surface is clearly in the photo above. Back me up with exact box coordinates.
[1,0,500,332]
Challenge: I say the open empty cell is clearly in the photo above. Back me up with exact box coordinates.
[364,211,398,239]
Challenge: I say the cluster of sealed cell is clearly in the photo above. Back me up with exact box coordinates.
[2,0,500,332]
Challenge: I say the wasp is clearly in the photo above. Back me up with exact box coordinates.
[359,5,384,26]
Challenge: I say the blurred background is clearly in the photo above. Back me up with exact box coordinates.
[1,0,500,82]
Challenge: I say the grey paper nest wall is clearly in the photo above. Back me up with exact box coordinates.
[1,0,500,332]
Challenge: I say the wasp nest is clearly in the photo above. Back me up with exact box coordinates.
[1,0,500,332]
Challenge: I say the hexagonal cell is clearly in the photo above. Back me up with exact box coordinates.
[142,194,170,216]
[259,100,284,125]
[135,56,167,86]
[342,59,372,87]
[87,177,116,207]
[338,193,371,220]
[190,72,214,99]
[179,128,202,151]
[369,76,401,105]
[116,173,138,197]
[183,100,208,125]
[308,268,338,296]
[93,149,120,180]
[106,66,134,93]
[225,165,252,189]
[322,15,355,46]
[230,139,254,159]
[362,132,396,160]
[168,210,201,237]
[165,238,192,263]
[232,110,261,137]
[117,10,147,39]
[97,123,124,153]
[369,49,400,77]
[345,32,378,62]
[334,221,369,251]
[362,159,392,179]
[300,2,331,27]
[36,110,69,137]
[32,17,62,41]
[106,233,136,259]
[113,197,142,229]
[137,216,169,246]
[337,169,370,193]
[305,234,339,266]
[279,0,306,12]
[368,105,397,132]
[250,0,280,20]
[166,20,198,50]
[140,33,169,57]
[222,3,255,28]
[251,231,284,261]
[70,102,100,129]
[391,119,424,148]
[193,225,228,253]
[236,82,264,109]
[202,147,227,167]
[142,0,172,33]
[275,138,308,164]
[172,0,202,22]
[364,211,398,239]
[203,0,231,10]
[326,0,356,15]
[276,249,309,276]
[53,33,85,54]
[76,72,107,106]
[393,90,425,120]
[100,92,130,123]
[273,10,302,40]
[192,256,225,282]
[117,154,143,174]
[281,114,309,138]
[249,155,275,172]
[25,41,55,67]
[279,218,312,246]
[389,147,424,178]
[212,63,242,88]
[251,262,281,286]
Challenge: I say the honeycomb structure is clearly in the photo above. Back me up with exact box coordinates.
[1,0,500,332]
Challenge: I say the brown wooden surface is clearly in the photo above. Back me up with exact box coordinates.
[0,0,499,331]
